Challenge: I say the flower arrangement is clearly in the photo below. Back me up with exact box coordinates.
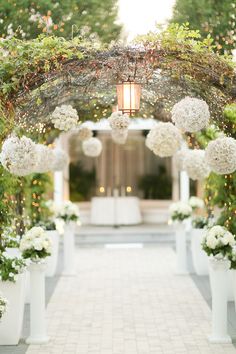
[183,149,210,180]
[205,137,236,175]
[202,225,235,258]
[34,144,54,173]
[111,129,128,144]
[51,105,79,131]
[171,96,210,132]
[0,253,26,282]
[20,227,52,261]
[169,201,192,222]
[189,196,205,210]
[1,227,20,249]
[82,137,102,157]
[108,111,130,130]
[0,294,7,319]
[192,216,208,229]
[146,122,182,157]
[57,201,80,223]
[77,126,93,141]
[0,135,38,176]
[51,148,69,171]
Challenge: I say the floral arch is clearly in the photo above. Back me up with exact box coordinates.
[1,24,235,140]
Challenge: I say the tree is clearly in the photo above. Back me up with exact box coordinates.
[0,0,122,43]
[171,0,236,52]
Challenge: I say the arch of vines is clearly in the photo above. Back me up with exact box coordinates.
[0,24,236,236]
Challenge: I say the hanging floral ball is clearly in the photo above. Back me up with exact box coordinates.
[108,111,130,130]
[82,137,102,157]
[171,97,210,132]
[0,135,38,176]
[183,149,210,180]
[34,144,54,173]
[51,149,69,171]
[174,148,190,171]
[146,122,182,157]
[205,137,236,174]
[111,129,128,145]
[77,126,93,141]
[51,105,79,131]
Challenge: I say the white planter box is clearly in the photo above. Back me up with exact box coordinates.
[0,272,26,345]
[191,228,209,275]
[45,230,59,277]
[174,222,188,275]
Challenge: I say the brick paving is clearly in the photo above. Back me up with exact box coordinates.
[25,244,236,354]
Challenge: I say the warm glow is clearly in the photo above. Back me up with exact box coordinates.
[99,186,105,193]
[126,186,132,193]
[116,81,141,115]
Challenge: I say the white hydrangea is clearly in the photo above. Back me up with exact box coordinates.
[203,225,235,251]
[174,147,190,171]
[0,294,8,319]
[51,105,79,131]
[34,144,54,173]
[171,97,210,132]
[0,135,38,176]
[82,137,102,157]
[183,149,210,180]
[146,122,182,157]
[51,148,69,171]
[169,201,192,221]
[205,137,236,175]
[111,129,128,145]
[189,196,205,210]
[108,111,130,130]
[57,201,80,222]
[20,226,52,260]
[77,126,93,141]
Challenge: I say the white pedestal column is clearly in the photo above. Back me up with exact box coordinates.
[53,171,64,205]
[208,258,231,343]
[175,222,188,275]
[26,262,49,344]
[180,171,190,202]
[63,221,76,276]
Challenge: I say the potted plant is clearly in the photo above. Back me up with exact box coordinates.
[57,201,80,275]
[37,220,59,277]
[202,225,235,343]
[0,294,8,320]
[0,253,26,345]
[169,201,192,274]
[20,226,52,344]
[2,226,21,258]
[191,216,209,275]
[189,196,205,211]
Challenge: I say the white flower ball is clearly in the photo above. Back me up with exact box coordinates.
[183,149,210,180]
[52,149,69,171]
[82,137,102,157]
[0,135,38,176]
[146,122,182,157]
[108,111,130,130]
[205,137,236,174]
[111,129,128,145]
[77,126,93,141]
[171,97,210,132]
[34,144,54,173]
[51,105,79,131]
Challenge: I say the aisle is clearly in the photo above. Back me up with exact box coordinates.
[26,245,235,354]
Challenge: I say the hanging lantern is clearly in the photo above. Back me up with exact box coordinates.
[116,81,141,115]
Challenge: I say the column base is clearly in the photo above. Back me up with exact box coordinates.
[208,334,232,344]
[26,335,50,344]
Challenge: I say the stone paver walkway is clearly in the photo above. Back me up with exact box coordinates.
[26,245,236,354]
